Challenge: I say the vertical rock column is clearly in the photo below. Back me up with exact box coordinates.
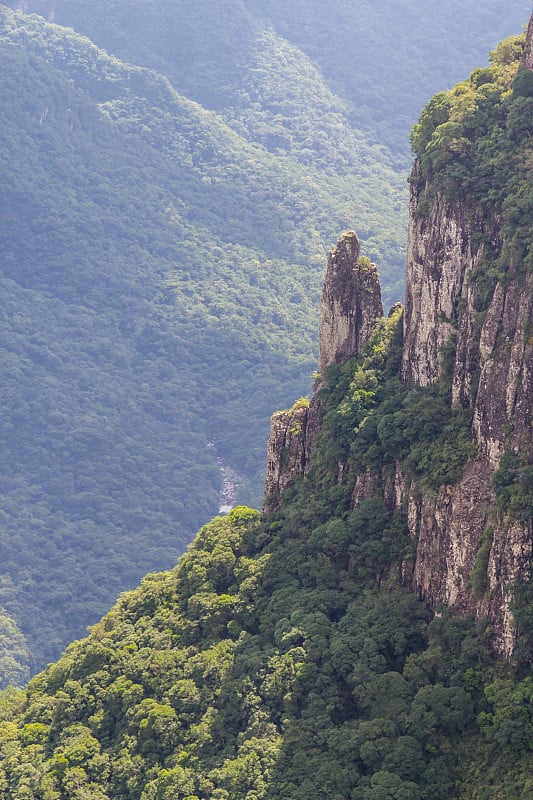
[319,231,383,380]
[263,231,383,513]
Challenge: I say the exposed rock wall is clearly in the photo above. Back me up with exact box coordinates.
[263,19,533,650]
[264,231,383,513]
[472,275,533,466]
[264,404,308,515]
[319,231,383,380]
[401,180,533,656]
[401,184,476,386]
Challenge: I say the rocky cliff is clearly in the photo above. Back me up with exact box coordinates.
[402,196,533,655]
[318,232,383,378]
[399,21,533,655]
[264,402,310,515]
[264,20,533,654]
[264,232,382,513]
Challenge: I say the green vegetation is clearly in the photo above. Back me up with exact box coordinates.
[11,0,527,155]
[493,452,533,522]
[469,528,493,600]
[411,31,533,304]
[317,309,474,492]
[0,616,31,691]
[0,10,532,800]
[0,4,410,672]
[0,0,527,676]
[0,319,531,798]
[250,0,527,154]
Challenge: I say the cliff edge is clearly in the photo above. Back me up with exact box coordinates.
[400,20,533,655]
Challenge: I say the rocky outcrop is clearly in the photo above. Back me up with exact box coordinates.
[264,20,533,650]
[264,231,383,513]
[351,468,378,508]
[264,403,309,515]
[521,12,533,70]
[319,231,383,380]
[400,176,533,656]
[472,275,533,466]
[401,184,480,386]
[409,460,493,614]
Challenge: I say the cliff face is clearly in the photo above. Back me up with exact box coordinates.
[264,232,382,513]
[402,185,533,655]
[264,20,533,654]
[266,198,532,651]
[399,19,533,653]
[401,185,480,388]
[263,403,309,515]
[319,232,383,378]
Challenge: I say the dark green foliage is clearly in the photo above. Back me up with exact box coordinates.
[493,451,533,521]
[512,576,533,668]
[0,276,528,798]
[0,616,31,691]
[0,0,527,678]
[411,33,533,301]
[469,528,493,600]
[513,67,533,97]
[13,0,527,155]
[0,4,412,673]
[0,501,476,799]
[317,309,474,491]
[0,7,532,800]
[0,471,521,799]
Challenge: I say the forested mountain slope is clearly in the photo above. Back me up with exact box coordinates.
[0,20,532,799]
[0,4,405,678]
[6,0,527,154]
[0,1,529,679]
[249,0,529,152]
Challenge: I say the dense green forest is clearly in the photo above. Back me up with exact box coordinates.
[6,0,527,154]
[0,4,405,677]
[0,23,532,797]
[1,311,532,798]
[0,1,530,679]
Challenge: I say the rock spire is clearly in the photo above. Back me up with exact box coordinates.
[318,231,383,381]
[264,231,383,513]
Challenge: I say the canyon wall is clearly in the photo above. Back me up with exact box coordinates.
[264,18,533,654]
[402,183,533,655]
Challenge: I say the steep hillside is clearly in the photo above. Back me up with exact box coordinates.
[0,5,408,676]
[0,1,527,676]
[6,0,528,154]
[249,0,529,153]
[0,20,532,798]
[266,25,533,656]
